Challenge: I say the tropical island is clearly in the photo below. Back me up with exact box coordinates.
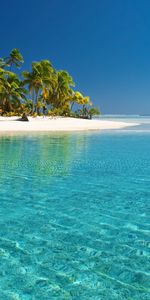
[0,49,136,131]
[0,48,99,118]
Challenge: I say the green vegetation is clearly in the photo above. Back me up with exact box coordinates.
[0,49,100,118]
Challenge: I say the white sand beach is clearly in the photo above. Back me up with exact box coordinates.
[0,116,138,132]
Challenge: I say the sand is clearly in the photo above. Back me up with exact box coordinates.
[0,116,138,132]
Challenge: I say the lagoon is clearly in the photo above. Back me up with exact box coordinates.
[0,117,150,299]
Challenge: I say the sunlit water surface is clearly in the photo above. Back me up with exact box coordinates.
[0,117,150,299]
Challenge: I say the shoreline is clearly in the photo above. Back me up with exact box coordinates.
[0,116,139,132]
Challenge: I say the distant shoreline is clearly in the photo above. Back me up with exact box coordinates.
[0,116,139,132]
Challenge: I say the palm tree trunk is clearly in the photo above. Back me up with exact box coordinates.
[71,102,74,111]
[32,90,34,113]
[5,98,13,112]
[35,90,38,113]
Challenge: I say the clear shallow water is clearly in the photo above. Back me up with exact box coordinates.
[0,119,150,299]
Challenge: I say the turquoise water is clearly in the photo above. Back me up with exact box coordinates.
[0,122,150,299]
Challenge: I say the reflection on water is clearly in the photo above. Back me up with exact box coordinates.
[0,128,150,299]
[0,133,89,179]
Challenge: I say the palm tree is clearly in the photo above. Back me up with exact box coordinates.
[0,55,23,114]
[35,60,57,111]
[5,48,24,70]
[22,60,56,113]
[47,70,74,111]
[22,65,42,112]
[0,73,26,113]
[0,49,97,117]
[88,107,100,119]
[71,91,91,112]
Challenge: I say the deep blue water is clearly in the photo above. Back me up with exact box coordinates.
[0,118,150,299]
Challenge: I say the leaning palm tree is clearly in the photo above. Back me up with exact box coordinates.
[5,48,24,70]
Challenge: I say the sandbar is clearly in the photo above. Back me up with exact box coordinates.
[0,116,139,132]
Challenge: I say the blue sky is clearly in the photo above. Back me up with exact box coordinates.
[1,0,150,114]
